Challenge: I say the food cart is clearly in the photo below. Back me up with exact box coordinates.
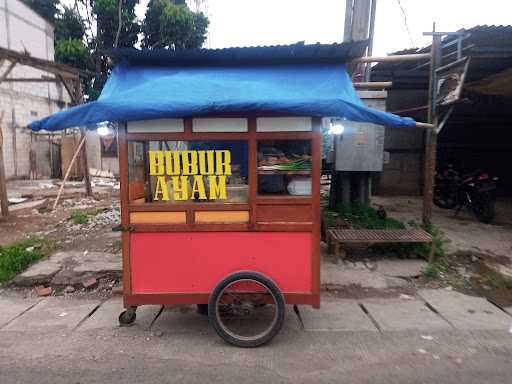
[29,43,417,347]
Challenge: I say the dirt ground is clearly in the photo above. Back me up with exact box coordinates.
[0,179,119,247]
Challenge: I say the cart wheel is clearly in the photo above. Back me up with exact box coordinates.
[208,271,285,348]
[119,307,137,326]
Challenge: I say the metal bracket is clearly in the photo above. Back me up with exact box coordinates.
[112,224,135,232]
[436,106,455,134]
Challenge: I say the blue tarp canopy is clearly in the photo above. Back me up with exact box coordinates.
[29,48,416,131]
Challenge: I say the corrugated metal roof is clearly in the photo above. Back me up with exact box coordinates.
[371,25,512,89]
[107,41,369,66]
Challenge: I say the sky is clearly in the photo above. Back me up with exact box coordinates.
[131,0,510,55]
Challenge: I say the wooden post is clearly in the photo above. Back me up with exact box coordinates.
[0,111,9,216]
[422,30,442,228]
[80,129,93,197]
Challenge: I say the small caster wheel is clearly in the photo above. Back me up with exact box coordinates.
[119,307,136,326]
[197,304,209,316]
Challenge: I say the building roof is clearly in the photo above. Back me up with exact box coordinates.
[371,25,512,89]
[107,41,369,67]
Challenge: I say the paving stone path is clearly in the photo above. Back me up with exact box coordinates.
[1,289,510,335]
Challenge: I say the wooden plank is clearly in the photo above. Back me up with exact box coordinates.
[254,223,313,231]
[130,211,187,224]
[256,204,312,222]
[129,223,250,232]
[353,53,431,63]
[195,211,249,223]
[0,60,16,83]
[126,131,315,141]
[128,181,145,201]
[248,117,257,230]
[311,117,322,304]
[327,229,432,243]
[118,124,132,301]
[124,292,318,306]
[80,129,93,197]
[129,203,250,212]
[255,196,312,205]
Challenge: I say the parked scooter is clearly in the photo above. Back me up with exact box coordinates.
[434,165,498,223]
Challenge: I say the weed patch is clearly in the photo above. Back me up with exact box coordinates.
[0,237,57,284]
[423,258,449,279]
[337,203,405,229]
[70,208,106,225]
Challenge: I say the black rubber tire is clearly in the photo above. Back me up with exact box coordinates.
[473,196,495,224]
[208,271,285,348]
[119,308,136,326]
[434,194,457,209]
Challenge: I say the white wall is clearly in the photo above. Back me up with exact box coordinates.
[0,0,71,178]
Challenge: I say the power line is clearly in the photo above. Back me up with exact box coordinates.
[395,0,415,46]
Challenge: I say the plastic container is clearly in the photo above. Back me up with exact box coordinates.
[287,177,312,196]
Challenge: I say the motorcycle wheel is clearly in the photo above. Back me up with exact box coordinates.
[434,195,457,209]
[472,195,495,224]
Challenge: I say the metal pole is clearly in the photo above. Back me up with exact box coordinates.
[422,27,442,228]
[0,111,9,216]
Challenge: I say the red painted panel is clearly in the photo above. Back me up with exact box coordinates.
[130,232,312,294]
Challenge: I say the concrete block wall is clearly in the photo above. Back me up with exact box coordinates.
[0,88,65,178]
[32,136,52,178]
[374,90,427,196]
[0,0,71,179]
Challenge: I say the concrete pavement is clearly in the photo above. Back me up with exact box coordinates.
[2,290,511,335]
[1,290,511,383]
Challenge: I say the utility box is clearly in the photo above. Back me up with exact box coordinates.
[334,90,387,172]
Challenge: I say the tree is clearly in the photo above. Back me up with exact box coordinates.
[141,0,169,48]
[55,7,85,42]
[22,0,59,23]
[92,0,140,49]
[55,39,92,70]
[142,1,208,49]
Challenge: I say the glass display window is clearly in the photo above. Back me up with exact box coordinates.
[257,140,312,196]
[128,140,248,204]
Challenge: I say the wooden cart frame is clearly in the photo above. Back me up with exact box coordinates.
[118,117,322,309]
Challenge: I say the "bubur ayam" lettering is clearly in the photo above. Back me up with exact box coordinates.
[148,150,231,201]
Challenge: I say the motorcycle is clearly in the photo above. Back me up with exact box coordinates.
[434,165,498,223]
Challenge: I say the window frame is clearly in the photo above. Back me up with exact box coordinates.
[119,118,321,231]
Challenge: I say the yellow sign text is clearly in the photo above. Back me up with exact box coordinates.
[149,150,231,201]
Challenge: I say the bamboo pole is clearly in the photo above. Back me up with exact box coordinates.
[354,81,392,89]
[52,134,87,210]
[415,122,435,129]
[353,53,431,63]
